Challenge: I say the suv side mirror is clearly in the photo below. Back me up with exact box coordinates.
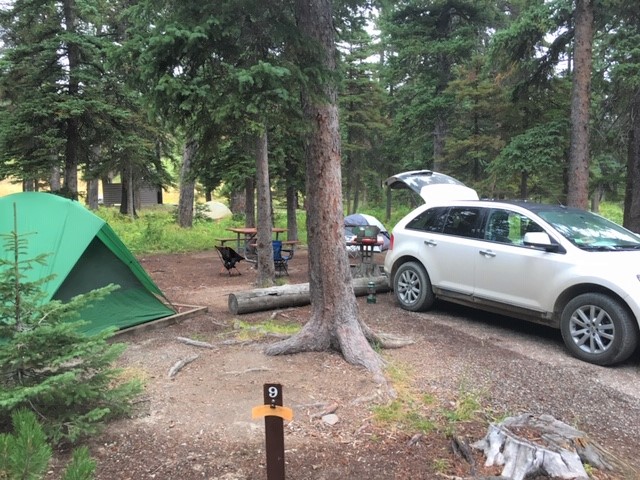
[524,232,560,252]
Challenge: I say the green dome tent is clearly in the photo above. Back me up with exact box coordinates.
[1,192,175,335]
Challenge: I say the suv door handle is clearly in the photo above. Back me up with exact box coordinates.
[424,239,437,247]
[479,249,496,258]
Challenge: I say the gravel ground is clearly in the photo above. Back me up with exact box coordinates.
[48,249,640,479]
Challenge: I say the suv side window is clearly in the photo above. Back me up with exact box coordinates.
[442,207,481,238]
[406,206,449,232]
[484,208,544,245]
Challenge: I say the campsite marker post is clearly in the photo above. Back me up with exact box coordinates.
[252,384,293,480]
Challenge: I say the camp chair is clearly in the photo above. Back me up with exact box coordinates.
[215,245,244,276]
[272,240,291,276]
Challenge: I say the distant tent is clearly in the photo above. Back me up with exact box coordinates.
[0,192,175,335]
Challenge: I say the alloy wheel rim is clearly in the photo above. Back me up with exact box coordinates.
[569,305,615,354]
[398,270,420,305]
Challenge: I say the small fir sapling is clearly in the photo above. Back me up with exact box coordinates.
[0,205,142,444]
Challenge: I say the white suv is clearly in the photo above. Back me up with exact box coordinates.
[384,172,640,366]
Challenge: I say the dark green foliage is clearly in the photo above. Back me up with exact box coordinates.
[0,224,142,445]
[60,447,96,480]
[380,0,498,177]
[119,0,306,211]
[0,409,52,480]
[0,0,172,198]
[2,0,640,220]
[0,409,96,480]
[339,20,390,212]
[490,120,568,200]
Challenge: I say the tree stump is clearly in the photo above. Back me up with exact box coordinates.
[471,413,614,480]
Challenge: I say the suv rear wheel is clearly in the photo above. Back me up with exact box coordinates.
[393,261,435,312]
[560,293,638,366]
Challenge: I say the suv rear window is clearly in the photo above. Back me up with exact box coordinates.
[406,206,449,232]
[442,207,481,237]
[406,206,481,238]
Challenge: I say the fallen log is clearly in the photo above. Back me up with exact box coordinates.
[228,276,389,315]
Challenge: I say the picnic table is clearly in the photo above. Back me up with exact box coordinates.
[223,227,288,260]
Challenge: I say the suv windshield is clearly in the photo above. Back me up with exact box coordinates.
[538,209,640,250]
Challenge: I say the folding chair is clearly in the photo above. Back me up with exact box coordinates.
[215,245,244,276]
[272,240,291,276]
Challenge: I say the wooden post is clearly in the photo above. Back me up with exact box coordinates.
[252,384,293,480]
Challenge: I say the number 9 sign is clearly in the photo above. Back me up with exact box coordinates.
[268,385,279,399]
[264,383,282,406]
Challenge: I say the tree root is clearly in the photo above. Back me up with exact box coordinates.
[367,331,414,349]
[176,336,216,349]
[167,354,199,379]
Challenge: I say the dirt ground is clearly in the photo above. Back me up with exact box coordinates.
[50,247,640,479]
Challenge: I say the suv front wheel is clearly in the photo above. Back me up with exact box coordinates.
[560,293,639,366]
[393,261,435,312]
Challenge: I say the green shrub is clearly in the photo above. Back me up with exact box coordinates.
[0,225,142,444]
[0,409,96,480]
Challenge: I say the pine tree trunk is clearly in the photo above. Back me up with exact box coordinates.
[230,188,246,215]
[119,163,136,218]
[50,165,61,191]
[285,159,298,241]
[566,0,594,209]
[87,147,100,210]
[178,139,196,228]
[87,179,99,210]
[62,0,80,199]
[245,177,256,228]
[255,128,275,287]
[624,88,640,232]
[433,116,447,171]
[264,0,384,380]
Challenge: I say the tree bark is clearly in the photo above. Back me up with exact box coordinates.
[264,0,385,381]
[62,0,80,199]
[285,158,299,241]
[566,0,594,209]
[87,178,99,210]
[50,165,61,191]
[255,128,276,287]
[433,115,447,171]
[87,146,100,210]
[245,177,256,228]
[230,188,246,215]
[178,139,196,228]
[519,170,529,199]
[119,162,137,218]
[624,88,640,232]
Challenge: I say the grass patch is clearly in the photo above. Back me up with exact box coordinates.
[94,204,307,255]
[114,366,150,388]
[92,200,412,256]
[372,361,490,438]
[441,390,482,423]
[372,362,437,434]
[232,319,301,341]
[431,458,451,474]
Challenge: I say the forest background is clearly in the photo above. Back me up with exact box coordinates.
[1,0,639,232]
[2,3,640,475]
